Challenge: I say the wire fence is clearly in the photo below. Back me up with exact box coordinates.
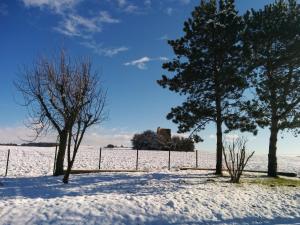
[0,146,299,177]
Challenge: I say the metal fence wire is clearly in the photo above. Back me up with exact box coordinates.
[0,146,299,177]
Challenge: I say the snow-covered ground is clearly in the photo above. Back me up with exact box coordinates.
[0,146,299,177]
[1,171,300,225]
[0,146,299,225]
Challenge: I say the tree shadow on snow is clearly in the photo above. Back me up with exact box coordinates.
[140,216,300,225]
[198,216,300,225]
[0,172,217,200]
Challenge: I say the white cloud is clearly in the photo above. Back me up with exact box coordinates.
[103,47,129,57]
[55,12,119,38]
[125,57,150,69]
[22,0,80,14]
[54,19,81,37]
[22,0,124,57]
[158,56,169,61]
[98,11,120,24]
[124,56,168,70]
[124,4,139,13]
[81,41,129,57]
[113,0,139,13]
[158,34,168,41]
[70,14,101,32]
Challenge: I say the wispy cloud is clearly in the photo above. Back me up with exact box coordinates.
[158,34,169,41]
[21,0,127,57]
[54,11,119,38]
[124,56,168,70]
[22,0,81,14]
[81,41,129,57]
[115,0,139,13]
[0,3,8,16]
[98,11,120,23]
[124,57,151,70]
[21,0,191,57]
[103,47,129,57]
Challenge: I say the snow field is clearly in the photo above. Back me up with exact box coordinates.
[0,146,299,224]
[0,171,299,224]
[0,146,299,177]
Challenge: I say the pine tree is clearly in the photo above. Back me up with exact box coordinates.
[158,0,254,174]
[243,0,300,177]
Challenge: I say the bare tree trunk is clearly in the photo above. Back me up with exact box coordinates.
[63,161,74,184]
[54,131,68,176]
[268,119,278,177]
[215,98,223,175]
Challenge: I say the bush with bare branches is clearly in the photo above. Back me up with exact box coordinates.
[223,138,254,183]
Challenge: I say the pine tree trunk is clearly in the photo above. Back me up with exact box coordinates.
[268,120,279,177]
[215,98,223,175]
[53,131,68,176]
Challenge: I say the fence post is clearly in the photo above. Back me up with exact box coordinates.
[168,150,171,170]
[53,145,58,175]
[196,150,198,168]
[98,147,102,170]
[136,149,139,171]
[5,149,10,177]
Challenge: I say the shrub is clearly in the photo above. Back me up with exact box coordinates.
[131,130,164,150]
[169,136,195,151]
[106,144,115,148]
[132,130,195,151]
[223,137,254,183]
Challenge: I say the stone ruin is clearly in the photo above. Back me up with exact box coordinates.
[157,127,171,141]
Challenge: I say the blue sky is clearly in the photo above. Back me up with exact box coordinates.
[0,0,299,155]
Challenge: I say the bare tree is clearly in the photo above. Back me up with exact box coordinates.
[63,71,106,183]
[223,137,254,183]
[16,50,107,176]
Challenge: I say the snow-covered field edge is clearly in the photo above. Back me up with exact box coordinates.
[0,146,299,225]
[0,146,299,177]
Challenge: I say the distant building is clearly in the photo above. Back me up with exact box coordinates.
[157,127,171,141]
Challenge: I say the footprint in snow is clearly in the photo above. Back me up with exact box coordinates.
[166,200,175,208]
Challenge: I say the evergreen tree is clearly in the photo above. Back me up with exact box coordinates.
[243,0,300,177]
[158,0,254,174]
